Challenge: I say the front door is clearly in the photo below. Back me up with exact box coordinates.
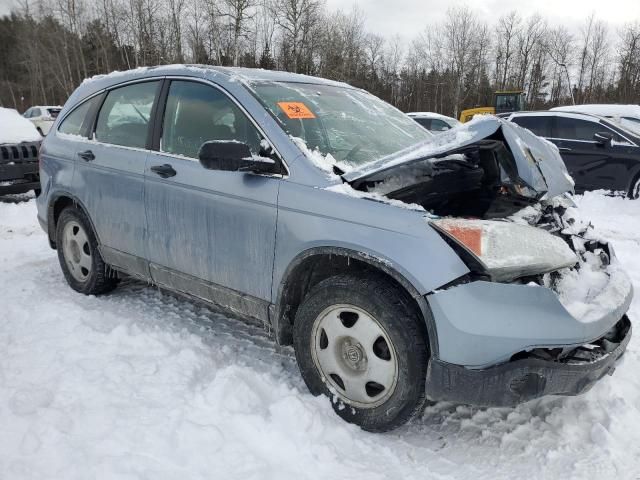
[144,80,280,319]
[551,116,616,192]
[74,80,161,278]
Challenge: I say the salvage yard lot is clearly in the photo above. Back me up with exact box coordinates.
[1,192,640,479]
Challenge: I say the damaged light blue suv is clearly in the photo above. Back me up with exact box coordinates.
[36,66,633,432]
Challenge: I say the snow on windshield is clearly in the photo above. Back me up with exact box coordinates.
[0,107,42,144]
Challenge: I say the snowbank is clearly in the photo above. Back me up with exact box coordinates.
[0,107,42,144]
[1,192,639,479]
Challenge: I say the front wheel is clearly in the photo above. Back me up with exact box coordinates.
[630,176,640,200]
[293,273,429,432]
[56,207,118,295]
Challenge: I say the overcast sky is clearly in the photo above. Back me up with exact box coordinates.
[1,0,638,37]
[324,0,640,38]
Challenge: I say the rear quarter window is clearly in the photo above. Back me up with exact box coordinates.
[59,97,100,136]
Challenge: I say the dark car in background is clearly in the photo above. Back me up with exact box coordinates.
[0,107,42,196]
[504,111,640,198]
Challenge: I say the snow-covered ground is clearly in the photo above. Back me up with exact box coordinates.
[1,192,639,480]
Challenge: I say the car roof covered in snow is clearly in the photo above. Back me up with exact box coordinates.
[551,104,640,119]
[507,110,608,122]
[77,65,352,97]
[406,112,459,122]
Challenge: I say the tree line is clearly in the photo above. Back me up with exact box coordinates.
[1,0,639,118]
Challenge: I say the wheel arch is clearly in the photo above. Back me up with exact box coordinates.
[272,247,438,357]
[47,192,99,248]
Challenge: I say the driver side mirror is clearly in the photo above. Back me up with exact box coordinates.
[594,131,613,146]
[198,141,281,175]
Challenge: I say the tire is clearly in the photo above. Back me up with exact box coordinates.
[37,127,44,137]
[629,176,640,200]
[56,207,118,295]
[293,273,428,432]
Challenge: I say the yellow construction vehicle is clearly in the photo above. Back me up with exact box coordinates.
[459,90,526,123]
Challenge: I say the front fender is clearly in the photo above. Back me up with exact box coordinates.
[273,181,470,301]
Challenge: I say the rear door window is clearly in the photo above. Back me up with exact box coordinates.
[161,80,262,159]
[95,81,159,149]
[47,108,61,119]
[511,115,552,137]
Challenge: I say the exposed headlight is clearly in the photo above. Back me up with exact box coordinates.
[431,218,578,281]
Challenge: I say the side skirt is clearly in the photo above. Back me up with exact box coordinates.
[100,245,272,326]
[148,264,271,325]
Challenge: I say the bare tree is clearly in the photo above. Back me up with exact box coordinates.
[495,11,521,89]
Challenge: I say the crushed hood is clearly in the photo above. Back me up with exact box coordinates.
[343,116,574,200]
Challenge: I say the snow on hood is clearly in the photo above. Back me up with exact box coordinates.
[343,116,574,199]
[0,107,41,144]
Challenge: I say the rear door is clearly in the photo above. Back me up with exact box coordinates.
[144,79,281,317]
[74,80,161,278]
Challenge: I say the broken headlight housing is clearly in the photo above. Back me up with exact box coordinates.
[431,218,578,282]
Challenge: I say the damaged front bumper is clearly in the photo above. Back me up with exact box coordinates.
[421,192,634,407]
[424,259,633,407]
[426,315,630,407]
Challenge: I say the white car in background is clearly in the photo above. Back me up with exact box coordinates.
[407,112,461,132]
[551,104,640,136]
[23,105,62,136]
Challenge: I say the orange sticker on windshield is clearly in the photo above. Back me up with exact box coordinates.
[277,101,316,119]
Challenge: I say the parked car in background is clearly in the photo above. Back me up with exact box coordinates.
[551,104,640,136]
[0,107,42,195]
[37,66,632,432]
[505,111,640,198]
[407,111,460,132]
[23,105,62,135]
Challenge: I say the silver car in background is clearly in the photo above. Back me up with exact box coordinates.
[36,66,632,432]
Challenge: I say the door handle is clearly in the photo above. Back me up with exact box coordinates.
[78,150,95,161]
[150,164,177,178]
[558,147,572,152]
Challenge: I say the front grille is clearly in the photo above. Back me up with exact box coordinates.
[0,141,40,165]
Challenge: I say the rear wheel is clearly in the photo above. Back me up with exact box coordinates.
[56,207,118,295]
[293,273,428,432]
